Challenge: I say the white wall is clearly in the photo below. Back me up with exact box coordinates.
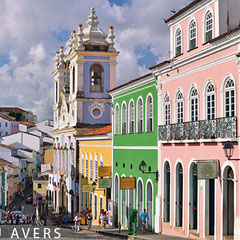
[0,118,11,137]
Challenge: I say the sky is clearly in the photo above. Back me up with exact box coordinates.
[0,0,190,121]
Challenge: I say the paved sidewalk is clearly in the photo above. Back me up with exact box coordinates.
[61,224,193,240]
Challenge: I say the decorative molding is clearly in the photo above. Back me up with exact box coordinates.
[88,101,106,119]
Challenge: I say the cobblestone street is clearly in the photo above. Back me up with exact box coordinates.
[0,225,115,239]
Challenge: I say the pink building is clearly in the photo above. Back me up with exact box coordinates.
[150,0,240,239]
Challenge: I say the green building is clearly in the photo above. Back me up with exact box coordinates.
[109,73,160,232]
[0,170,5,210]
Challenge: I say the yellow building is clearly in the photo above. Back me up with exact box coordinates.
[43,147,53,164]
[33,175,49,204]
[76,125,112,224]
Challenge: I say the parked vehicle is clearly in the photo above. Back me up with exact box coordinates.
[26,197,33,204]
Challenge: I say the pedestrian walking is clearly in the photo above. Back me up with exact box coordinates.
[100,211,106,229]
[73,212,81,232]
[57,213,62,227]
[87,210,92,229]
[32,212,36,226]
[140,209,149,233]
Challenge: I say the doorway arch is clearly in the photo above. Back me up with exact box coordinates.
[137,179,143,228]
[114,175,119,227]
[175,162,183,227]
[223,165,235,236]
[163,161,170,223]
[146,181,153,231]
[189,162,198,230]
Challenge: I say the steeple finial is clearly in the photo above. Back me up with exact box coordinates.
[77,24,85,51]
[58,46,65,69]
[108,26,116,52]
[86,7,99,27]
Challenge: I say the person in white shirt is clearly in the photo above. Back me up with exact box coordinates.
[73,213,81,232]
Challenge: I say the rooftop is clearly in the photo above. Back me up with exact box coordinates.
[108,73,152,93]
[0,144,17,150]
[19,121,35,127]
[165,0,202,23]
[0,113,15,122]
[0,107,29,113]
[77,124,112,137]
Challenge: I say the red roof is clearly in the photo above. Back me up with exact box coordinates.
[79,125,112,136]
[0,144,17,150]
[0,113,15,122]
[19,121,35,127]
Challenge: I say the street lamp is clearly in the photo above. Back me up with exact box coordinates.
[223,141,240,161]
[139,160,158,181]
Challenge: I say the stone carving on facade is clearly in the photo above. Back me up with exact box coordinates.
[88,101,106,119]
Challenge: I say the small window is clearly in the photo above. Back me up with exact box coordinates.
[224,79,235,117]
[190,88,198,121]
[205,11,213,42]
[137,98,144,133]
[189,20,197,50]
[90,64,103,93]
[37,183,42,189]
[206,83,215,120]
[176,91,184,123]
[146,95,153,132]
[122,103,127,135]
[164,94,171,125]
[129,100,135,134]
[175,29,182,57]
[5,122,8,127]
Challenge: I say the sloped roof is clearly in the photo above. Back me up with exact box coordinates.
[0,158,18,168]
[77,124,112,137]
[0,107,28,113]
[0,113,15,122]
[0,144,17,150]
[19,121,35,127]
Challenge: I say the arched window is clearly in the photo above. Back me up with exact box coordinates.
[137,98,144,133]
[176,91,184,123]
[205,11,213,42]
[224,79,235,117]
[190,88,198,121]
[90,64,103,93]
[175,28,182,57]
[206,83,215,120]
[72,66,75,93]
[164,94,171,125]
[163,161,170,222]
[129,100,135,134]
[189,20,197,50]
[121,103,127,135]
[146,95,153,132]
[115,105,120,135]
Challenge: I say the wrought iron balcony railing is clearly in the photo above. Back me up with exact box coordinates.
[158,116,237,141]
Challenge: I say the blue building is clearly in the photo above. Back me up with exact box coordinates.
[52,7,119,218]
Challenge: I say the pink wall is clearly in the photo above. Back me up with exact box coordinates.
[10,122,19,134]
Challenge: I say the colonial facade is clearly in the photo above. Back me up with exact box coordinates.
[109,74,159,231]
[76,125,112,225]
[150,0,240,239]
[52,7,118,219]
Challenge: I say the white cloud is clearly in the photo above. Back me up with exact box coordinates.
[0,0,190,120]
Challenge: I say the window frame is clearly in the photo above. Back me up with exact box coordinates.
[189,87,199,122]
[128,99,135,134]
[163,93,171,125]
[146,94,153,132]
[121,102,127,135]
[203,9,214,43]
[175,28,182,57]
[205,83,216,120]
[175,90,184,123]
[114,104,120,135]
[90,63,104,93]
[136,96,144,133]
[223,78,235,117]
[188,19,197,51]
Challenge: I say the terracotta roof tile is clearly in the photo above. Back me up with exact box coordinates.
[19,121,35,127]
[149,60,171,70]
[79,125,112,136]
[0,158,18,168]
[0,113,15,122]
[0,144,17,150]
[0,107,28,113]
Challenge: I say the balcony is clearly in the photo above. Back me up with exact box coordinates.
[159,116,237,141]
